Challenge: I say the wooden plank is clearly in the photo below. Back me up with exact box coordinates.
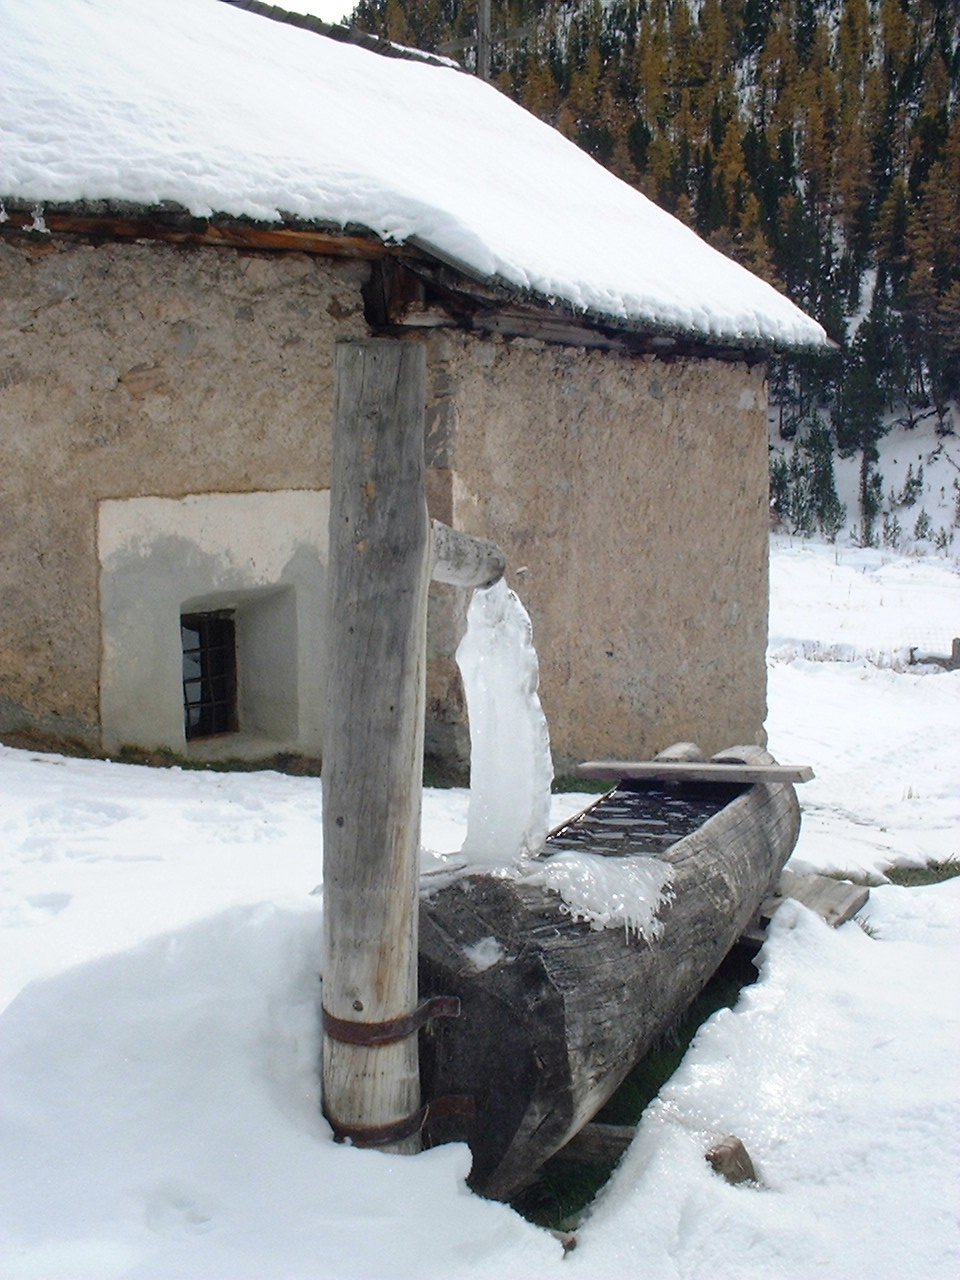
[741,869,870,944]
[321,339,430,1155]
[577,760,815,784]
[776,869,870,927]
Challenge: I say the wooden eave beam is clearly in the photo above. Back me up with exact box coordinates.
[0,207,395,260]
[368,257,772,362]
[381,305,770,362]
[379,299,768,361]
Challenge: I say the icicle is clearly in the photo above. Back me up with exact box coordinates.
[457,578,553,867]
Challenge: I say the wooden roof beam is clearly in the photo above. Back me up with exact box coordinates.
[0,206,394,260]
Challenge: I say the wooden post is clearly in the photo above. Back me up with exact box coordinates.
[477,0,491,80]
[322,339,431,1154]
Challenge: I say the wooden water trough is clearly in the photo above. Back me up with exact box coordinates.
[417,745,806,1201]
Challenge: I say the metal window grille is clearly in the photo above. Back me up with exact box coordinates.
[181,611,238,740]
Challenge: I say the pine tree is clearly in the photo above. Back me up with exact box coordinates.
[833,302,890,542]
[770,451,791,526]
[788,447,814,535]
[804,422,846,540]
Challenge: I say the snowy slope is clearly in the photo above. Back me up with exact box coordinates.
[0,0,827,349]
[769,421,960,557]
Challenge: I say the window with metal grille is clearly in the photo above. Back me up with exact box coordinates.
[181,611,238,740]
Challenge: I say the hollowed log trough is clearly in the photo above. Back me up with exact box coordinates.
[417,745,802,1201]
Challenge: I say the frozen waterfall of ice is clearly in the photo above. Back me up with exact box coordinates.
[456,578,554,867]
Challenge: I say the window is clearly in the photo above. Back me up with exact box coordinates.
[181,611,238,740]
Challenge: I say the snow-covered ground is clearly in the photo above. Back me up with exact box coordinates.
[1,537,958,1279]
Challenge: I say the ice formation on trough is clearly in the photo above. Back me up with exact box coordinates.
[455,578,673,942]
[521,850,673,942]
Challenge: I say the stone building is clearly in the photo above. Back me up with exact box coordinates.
[0,0,828,772]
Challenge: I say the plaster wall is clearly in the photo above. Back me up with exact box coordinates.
[0,237,367,746]
[424,333,771,772]
[99,490,328,753]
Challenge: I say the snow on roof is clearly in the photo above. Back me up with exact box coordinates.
[0,0,829,350]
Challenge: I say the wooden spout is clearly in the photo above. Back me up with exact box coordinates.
[431,521,505,589]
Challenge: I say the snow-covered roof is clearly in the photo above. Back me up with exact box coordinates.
[0,0,829,351]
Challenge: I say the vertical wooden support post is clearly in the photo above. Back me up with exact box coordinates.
[322,339,430,1154]
[477,0,492,80]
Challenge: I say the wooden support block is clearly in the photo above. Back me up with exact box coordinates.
[776,869,870,927]
[577,761,815,784]
[553,1122,637,1167]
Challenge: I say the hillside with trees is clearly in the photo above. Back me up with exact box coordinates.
[347,0,959,543]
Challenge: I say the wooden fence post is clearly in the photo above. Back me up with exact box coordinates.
[321,339,431,1154]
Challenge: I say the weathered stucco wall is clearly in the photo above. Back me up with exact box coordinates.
[1,234,769,772]
[424,333,770,772]
[0,237,367,745]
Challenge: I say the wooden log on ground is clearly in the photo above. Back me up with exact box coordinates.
[321,339,431,1154]
[418,746,801,1199]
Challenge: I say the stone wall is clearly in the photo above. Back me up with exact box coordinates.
[0,237,368,745]
[424,332,770,772]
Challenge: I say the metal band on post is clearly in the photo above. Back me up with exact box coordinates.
[330,1094,476,1149]
[322,996,461,1048]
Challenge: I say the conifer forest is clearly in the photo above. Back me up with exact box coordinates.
[348,0,959,539]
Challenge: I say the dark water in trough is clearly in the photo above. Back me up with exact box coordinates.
[546,779,750,857]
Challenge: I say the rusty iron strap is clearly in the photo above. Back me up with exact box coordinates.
[330,1095,475,1149]
[322,995,460,1047]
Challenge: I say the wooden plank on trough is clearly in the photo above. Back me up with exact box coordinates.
[577,761,815,784]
